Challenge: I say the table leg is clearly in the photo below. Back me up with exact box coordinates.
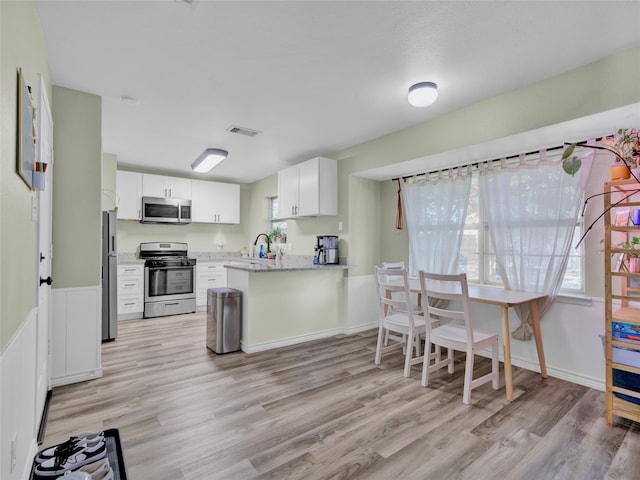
[530,299,547,378]
[501,305,513,401]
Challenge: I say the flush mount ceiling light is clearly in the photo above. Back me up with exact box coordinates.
[407,81,438,107]
[191,148,228,173]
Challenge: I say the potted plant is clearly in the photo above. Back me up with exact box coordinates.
[618,236,640,272]
[269,228,286,244]
[562,128,640,177]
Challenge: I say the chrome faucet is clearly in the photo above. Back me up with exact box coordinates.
[253,233,271,257]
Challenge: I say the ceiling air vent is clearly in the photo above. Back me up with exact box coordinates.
[226,125,261,137]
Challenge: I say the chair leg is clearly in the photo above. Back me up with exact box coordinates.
[447,348,455,374]
[421,342,432,387]
[462,351,474,405]
[414,333,422,357]
[404,333,414,377]
[375,326,385,365]
[491,341,499,390]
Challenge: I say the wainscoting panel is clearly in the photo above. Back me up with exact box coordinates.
[51,286,102,387]
[343,275,378,334]
[0,308,39,480]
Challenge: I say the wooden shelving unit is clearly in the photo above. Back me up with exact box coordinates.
[604,178,640,426]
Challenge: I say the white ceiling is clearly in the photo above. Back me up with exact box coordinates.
[35,1,640,184]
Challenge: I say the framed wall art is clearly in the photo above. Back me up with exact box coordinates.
[17,67,37,190]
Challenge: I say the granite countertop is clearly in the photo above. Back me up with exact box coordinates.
[223,258,353,272]
[117,253,144,265]
[117,251,353,271]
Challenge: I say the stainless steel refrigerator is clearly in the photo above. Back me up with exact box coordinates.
[102,210,118,340]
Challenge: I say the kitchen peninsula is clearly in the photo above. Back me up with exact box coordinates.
[225,259,352,353]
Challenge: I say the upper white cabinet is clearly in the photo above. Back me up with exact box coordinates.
[116,170,142,220]
[277,156,337,218]
[191,179,240,224]
[142,173,192,199]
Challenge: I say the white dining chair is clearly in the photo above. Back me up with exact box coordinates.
[418,271,500,404]
[374,266,429,377]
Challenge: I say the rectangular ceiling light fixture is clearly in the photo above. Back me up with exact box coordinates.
[191,148,228,173]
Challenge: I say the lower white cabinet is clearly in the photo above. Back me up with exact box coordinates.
[118,263,144,319]
[196,262,227,309]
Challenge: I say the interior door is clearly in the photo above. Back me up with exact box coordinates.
[35,74,53,436]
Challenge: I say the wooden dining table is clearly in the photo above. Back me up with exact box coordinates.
[396,279,548,401]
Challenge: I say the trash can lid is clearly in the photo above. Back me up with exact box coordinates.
[207,287,241,297]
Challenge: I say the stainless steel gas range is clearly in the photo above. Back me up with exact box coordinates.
[139,242,196,318]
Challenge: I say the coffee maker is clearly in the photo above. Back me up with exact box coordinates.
[315,235,339,264]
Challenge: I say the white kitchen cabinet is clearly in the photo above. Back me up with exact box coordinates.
[117,263,144,319]
[116,170,142,220]
[277,156,337,218]
[196,262,227,309]
[191,179,240,224]
[142,173,192,199]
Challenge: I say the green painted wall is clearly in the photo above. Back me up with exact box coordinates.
[0,0,50,349]
[102,153,117,211]
[51,86,102,288]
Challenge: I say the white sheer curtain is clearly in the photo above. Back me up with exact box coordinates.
[402,169,472,274]
[480,148,594,340]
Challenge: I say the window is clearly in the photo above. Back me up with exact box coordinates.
[268,196,287,236]
[458,175,584,293]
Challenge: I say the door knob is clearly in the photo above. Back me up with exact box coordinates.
[40,276,53,286]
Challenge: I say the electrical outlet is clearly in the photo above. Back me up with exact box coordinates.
[11,432,17,473]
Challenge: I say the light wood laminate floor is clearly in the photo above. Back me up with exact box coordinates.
[43,313,640,479]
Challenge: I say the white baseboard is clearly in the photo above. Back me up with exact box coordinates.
[343,321,378,335]
[509,355,605,391]
[241,327,344,354]
[49,368,103,388]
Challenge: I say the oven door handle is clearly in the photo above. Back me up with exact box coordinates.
[146,265,194,270]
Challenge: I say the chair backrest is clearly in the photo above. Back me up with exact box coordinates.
[418,271,474,338]
[382,261,406,281]
[374,265,417,327]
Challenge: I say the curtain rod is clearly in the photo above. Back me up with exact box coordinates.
[391,137,603,182]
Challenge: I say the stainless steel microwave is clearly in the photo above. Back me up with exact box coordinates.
[141,196,192,224]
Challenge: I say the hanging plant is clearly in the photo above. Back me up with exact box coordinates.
[562,128,640,176]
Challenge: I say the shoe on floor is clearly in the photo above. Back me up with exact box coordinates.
[71,458,111,479]
[35,432,104,464]
[34,439,106,477]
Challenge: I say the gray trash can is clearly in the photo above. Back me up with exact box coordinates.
[207,288,241,354]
